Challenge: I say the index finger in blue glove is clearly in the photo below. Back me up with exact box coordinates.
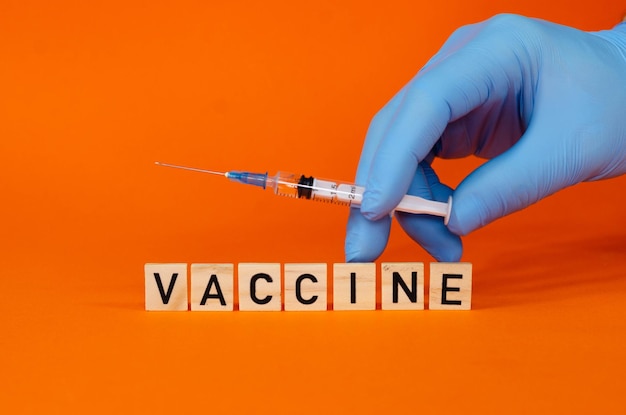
[360,15,539,220]
[344,85,409,262]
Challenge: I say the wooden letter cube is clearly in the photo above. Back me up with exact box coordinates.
[145,263,188,311]
[333,263,376,311]
[381,262,424,310]
[190,264,234,311]
[429,262,472,310]
[284,263,327,311]
[238,263,281,311]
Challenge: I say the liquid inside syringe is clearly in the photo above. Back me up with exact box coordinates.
[155,162,452,224]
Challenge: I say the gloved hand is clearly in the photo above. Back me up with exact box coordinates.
[345,14,626,262]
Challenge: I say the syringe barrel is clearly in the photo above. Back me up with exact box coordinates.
[266,171,363,205]
[276,171,451,223]
[265,171,299,197]
[241,169,451,223]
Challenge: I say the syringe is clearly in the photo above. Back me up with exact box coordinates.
[155,162,452,224]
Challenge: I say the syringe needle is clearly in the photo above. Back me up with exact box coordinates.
[155,162,452,222]
[154,162,226,176]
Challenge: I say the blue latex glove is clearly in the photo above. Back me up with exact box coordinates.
[345,14,626,262]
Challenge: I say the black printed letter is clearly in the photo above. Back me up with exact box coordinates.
[442,274,462,305]
[200,274,226,306]
[350,272,357,303]
[392,271,417,303]
[154,273,178,305]
[250,273,273,305]
[295,274,318,305]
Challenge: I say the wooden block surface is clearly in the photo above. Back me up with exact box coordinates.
[145,263,188,311]
[238,263,281,311]
[190,263,234,311]
[284,263,327,311]
[381,262,424,310]
[429,262,472,310]
[333,263,376,311]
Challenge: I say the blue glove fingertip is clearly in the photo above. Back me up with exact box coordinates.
[359,189,387,221]
[446,203,473,237]
[345,208,392,262]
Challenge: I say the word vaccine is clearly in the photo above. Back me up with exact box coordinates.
[145,262,472,311]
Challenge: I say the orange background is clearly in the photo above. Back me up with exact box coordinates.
[2,1,626,413]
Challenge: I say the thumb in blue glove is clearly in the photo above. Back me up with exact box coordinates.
[345,14,626,262]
